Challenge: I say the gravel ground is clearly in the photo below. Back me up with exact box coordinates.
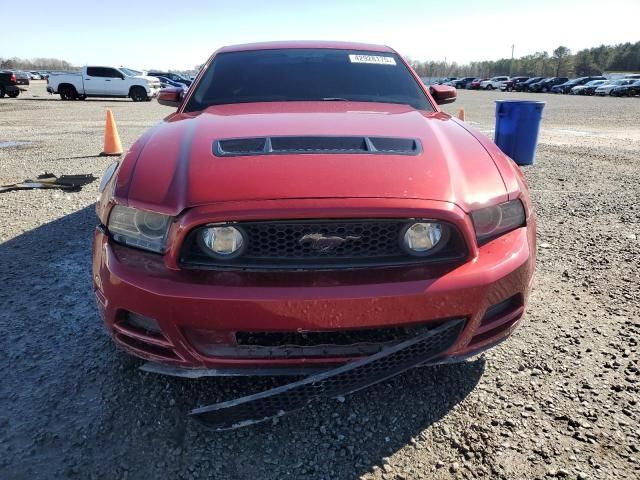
[1,82,638,480]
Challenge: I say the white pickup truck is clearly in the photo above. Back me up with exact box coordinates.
[46,66,161,101]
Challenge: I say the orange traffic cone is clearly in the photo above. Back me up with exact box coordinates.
[100,108,123,156]
[457,108,465,121]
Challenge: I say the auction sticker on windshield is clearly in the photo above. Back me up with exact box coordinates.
[348,54,396,66]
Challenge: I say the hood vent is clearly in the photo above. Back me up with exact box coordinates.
[214,136,421,157]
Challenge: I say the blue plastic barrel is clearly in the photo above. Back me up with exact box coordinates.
[494,100,545,166]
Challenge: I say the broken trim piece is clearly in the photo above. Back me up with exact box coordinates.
[190,318,464,430]
[140,362,333,378]
[0,173,96,193]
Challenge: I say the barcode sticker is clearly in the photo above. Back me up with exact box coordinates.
[348,55,396,66]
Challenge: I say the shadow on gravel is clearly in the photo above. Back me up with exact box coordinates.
[0,206,484,480]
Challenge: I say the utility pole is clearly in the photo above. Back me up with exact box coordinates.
[509,44,515,76]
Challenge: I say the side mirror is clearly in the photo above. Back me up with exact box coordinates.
[158,87,183,108]
[430,85,457,105]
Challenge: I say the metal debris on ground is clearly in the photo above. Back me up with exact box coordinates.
[190,318,464,430]
[0,172,97,193]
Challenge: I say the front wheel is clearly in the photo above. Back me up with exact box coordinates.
[130,86,148,102]
[0,86,5,98]
[486,84,493,90]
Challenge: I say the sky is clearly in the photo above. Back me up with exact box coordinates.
[4,0,639,70]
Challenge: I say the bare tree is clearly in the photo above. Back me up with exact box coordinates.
[553,46,571,76]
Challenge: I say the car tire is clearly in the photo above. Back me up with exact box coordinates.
[8,90,19,98]
[130,86,148,102]
[541,86,548,93]
[59,84,78,100]
[486,85,493,90]
[0,86,5,98]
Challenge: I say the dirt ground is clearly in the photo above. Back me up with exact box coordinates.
[1,82,638,480]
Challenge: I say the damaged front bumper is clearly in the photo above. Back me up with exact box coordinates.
[190,318,465,430]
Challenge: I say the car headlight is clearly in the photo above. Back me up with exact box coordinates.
[107,205,171,253]
[98,161,119,193]
[401,222,446,256]
[199,225,245,258]
[471,200,525,244]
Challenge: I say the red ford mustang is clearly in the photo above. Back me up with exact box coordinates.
[93,41,535,380]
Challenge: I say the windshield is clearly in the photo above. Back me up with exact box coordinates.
[586,80,604,86]
[120,68,142,77]
[185,49,432,112]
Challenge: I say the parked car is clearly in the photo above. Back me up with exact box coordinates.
[551,76,605,94]
[610,79,640,97]
[147,71,192,87]
[94,40,536,417]
[453,77,476,89]
[529,77,568,93]
[0,70,20,98]
[468,78,487,90]
[157,76,188,91]
[46,66,161,101]
[570,79,606,95]
[500,76,529,92]
[514,77,543,92]
[595,79,636,96]
[15,71,31,89]
[480,76,509,90]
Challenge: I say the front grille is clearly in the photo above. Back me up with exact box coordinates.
[213,136,421,157]
[180,219,467,271]
[190,318,465,430]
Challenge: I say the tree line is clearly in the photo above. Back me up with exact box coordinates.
[409,41,640,79]
[0,57,75,71]
[2,41,638,78]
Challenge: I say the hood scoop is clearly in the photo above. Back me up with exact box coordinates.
[213,136,421,157]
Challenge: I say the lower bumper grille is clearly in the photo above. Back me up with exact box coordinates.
[190,318,464,430]
[185,320,458,359]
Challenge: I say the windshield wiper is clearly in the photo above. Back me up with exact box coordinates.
[321,97,349,101]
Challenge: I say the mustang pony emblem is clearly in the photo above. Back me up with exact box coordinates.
[299,233,362,252]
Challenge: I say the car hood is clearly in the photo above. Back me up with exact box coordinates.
[120,102,508,216]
